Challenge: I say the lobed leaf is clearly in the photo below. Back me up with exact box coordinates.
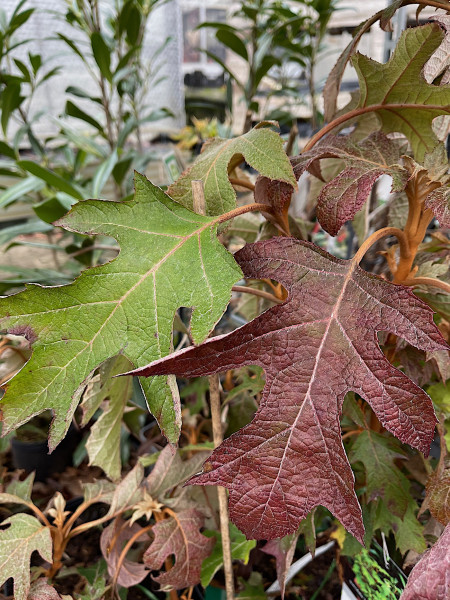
[400,523,450,600]
[352,23,450,162]
[168,124,296,215]
[0,173,242,449]
[130,238,447,541]
[0,514,52,600]
[144,509,215,590]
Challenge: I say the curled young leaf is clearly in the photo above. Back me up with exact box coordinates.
[255,132,407,236]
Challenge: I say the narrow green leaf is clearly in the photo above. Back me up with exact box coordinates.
[17,160,84,200]
[0,175,44,208]
[1,81,21,134]
[91,32,112,83]
[0,219,53,245]
[91,150,118,198]
[0,141,17,159]
[13,58,30,81]
[216,29,248,61]
[65,100,105,134]
[66,85,102,104]
[57,33,86,62]
[33,196,75,224]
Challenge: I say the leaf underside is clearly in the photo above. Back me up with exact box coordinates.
[131,238,447,541]
[255,132,407,236]
[0,173,242,449]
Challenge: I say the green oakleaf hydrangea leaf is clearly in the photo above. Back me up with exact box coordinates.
[0,173,242,449]
[81,355,134,481]
[0,514,52,600]
[168,124,296,215]
[352,23,450,162]
[350,431,411,517]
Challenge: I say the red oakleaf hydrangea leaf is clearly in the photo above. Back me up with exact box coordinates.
[255,132,407,236]
[400,523,450,600]
[144,509,215,590]
[425,186,450,228]
[262,531,299,598]
[129,239,447,541]
[100,517,148,588]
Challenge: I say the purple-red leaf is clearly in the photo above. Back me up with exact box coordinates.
[255,133,407,236]
[425,186,450,228]
[129,238,447,542]
[143,509,215,590]
[100,517,149,588]
[262,531,299,598]
[400,523,450,600]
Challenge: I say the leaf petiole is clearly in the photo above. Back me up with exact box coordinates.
[353,227,410,265]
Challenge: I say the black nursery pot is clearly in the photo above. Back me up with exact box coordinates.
[11,425,79,481]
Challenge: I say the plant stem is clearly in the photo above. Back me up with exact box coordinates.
[303,104,450,152]
[192,181,234,600]
[232,285,283,304]
[353,227,410,265]
[111,524,153,594]
[217,202,273,224]
[393,165,437,283]
[22,501,51,529]
[229,177,255,191]
[209,375,234,600]
[403,276,450,294]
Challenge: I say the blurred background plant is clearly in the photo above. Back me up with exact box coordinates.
[0,0,173,293]
[197,0,338,134]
